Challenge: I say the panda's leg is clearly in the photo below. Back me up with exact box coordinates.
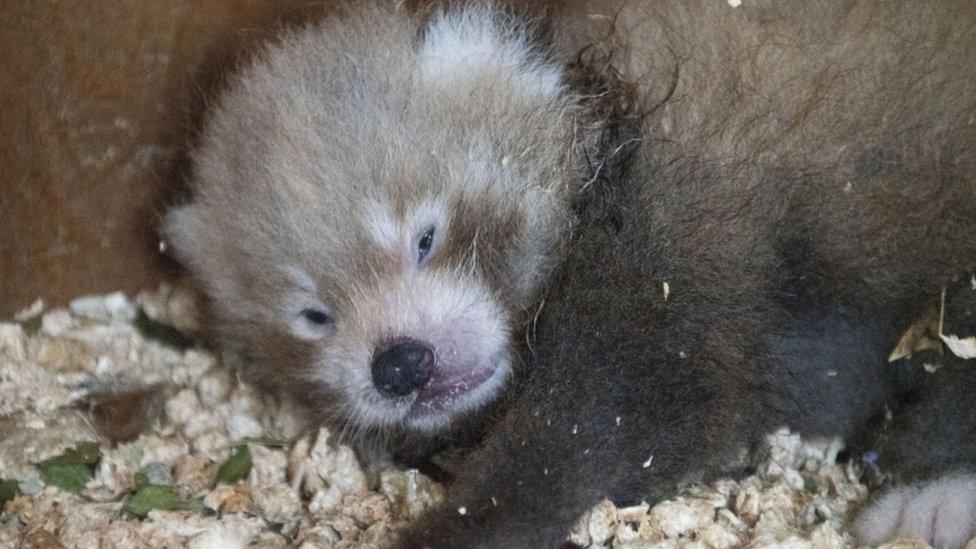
[764,304,914,444]
[853,357,976,549]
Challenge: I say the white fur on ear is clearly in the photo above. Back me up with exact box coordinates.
[161,203,244,301]
[854,471,976,548]
[161,204,203,262]
[418,5,563,102]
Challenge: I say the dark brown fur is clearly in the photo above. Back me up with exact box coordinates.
[398,0,976,546]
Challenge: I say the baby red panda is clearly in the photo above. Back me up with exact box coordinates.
[164,0,976,547]
[163,2,600,435]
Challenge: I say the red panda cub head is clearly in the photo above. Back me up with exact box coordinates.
[164,3,587,433]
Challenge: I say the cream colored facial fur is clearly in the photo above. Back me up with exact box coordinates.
[163,2,585,433]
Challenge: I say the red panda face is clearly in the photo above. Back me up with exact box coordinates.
[163,3,584,434]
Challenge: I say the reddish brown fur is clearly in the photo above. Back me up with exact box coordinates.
[162,0,975,545]
[398,1,976,546]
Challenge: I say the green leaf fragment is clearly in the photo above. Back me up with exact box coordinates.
[38,464,91,493]
[19,314,42,335]
[34,442,102,493]
[37,441,101,467]
[186,498,208,514]
[0,478,19,509]
[75,441,102,464]
[803,476,818,494]
[215,446,252,484]
[124,485,203,518]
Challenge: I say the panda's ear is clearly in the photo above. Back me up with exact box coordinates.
[417,5,563,103]
[161,203,205,267]
[162,203,244,296]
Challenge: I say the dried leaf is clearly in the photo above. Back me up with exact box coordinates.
[18,314,42,336]
[0,478,18,509]
[215,446,252,485]
[35,442,101,493]
[124,484,204,518]
[938,279,976,359]
[38,464,91,493]
[88,385,165,443]
[940,334,976,359]
[889,306,942,362]
[37,441,101,467]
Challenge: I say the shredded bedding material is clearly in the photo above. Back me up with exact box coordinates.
[0,287,939,547]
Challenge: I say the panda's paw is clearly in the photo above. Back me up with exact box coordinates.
[854,471,976,549]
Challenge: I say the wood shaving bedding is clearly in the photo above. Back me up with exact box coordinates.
[0,287,933,548]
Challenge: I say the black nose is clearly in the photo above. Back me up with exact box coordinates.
[372,340,434,397]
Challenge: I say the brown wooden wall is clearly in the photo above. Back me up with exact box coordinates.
[0,0,342,318]
[0,0,570,319]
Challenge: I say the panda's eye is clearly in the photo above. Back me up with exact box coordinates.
[302,308,332,326]
[417,227,435,263]
[289,304,334,341]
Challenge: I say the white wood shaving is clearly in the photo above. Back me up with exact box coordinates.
[0,288,921,547]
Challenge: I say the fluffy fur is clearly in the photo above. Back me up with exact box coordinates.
[163,2,605,436]
[398,0,976,547]
[855,471,976,548]
[857,357,976,546]
[164,1,976,547]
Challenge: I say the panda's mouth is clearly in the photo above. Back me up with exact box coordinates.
[409,351,506,413]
